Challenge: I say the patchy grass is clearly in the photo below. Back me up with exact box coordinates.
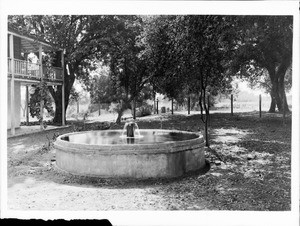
[7,111,291,211]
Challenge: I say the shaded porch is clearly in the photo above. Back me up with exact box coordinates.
[8,28,65,136]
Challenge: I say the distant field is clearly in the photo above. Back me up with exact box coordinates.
[214,95,292,113]
[214,100,271,112]
[20,94,292,123]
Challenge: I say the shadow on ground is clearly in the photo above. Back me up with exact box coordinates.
[7,111,291,210]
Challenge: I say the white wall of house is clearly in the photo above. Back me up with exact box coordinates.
[7,81,21,129]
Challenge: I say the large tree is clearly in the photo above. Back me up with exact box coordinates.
[98,16,152,123]
[230,16,293,113]
[142,15,233,146]
[181,15,233,146]
[140,16,189,102]
[8,15,126,123]
[88,65,112,106]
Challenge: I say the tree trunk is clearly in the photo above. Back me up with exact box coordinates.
[115,100,128,124]
[267,56,291,113]
[116,112,122,124]
[268,73,290,113]
[204,112,209,147]
[199,91,210,147]
[278,75,290,113]
[53,96,63,124]
[269,93,276,113]
[283,93,289,113]
[205,95,210,147]
[274,83,283,112]
[49,68,74,124]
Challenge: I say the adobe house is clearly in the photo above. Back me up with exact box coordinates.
[7,27,65,135]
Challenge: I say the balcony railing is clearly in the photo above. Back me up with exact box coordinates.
[8,57,63,82]
[43,66,63,81]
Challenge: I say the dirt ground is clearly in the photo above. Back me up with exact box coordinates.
[7,111,291,211]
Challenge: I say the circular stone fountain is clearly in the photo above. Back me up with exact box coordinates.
[54,123,206,178]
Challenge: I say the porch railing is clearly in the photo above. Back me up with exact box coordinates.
[8,58,63,81]
[43,66,63,81]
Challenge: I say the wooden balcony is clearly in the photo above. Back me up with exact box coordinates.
[7,29,66,136]
[8,57,63,84]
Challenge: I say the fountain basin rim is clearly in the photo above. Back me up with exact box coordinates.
[53,129,206,178]
[56,129,203,145]
[54,129,204,155]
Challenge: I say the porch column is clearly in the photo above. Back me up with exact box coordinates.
[39,45,44,130]
[26,85,29,126]
[9,34,15,135]
[61,50,65,126]
[25,53,28,75]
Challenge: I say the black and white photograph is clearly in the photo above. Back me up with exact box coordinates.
[0,1,299,226]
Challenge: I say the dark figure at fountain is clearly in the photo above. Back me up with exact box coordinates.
[126,122,136,137]
[123,119,140,138]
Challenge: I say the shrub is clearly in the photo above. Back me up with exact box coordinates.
[136,105,152,117]
[28,81,54,121]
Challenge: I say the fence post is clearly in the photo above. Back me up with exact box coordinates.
[133,98,136,119]
[156,98,159,114]
[171,98,174,115]
[283,96,286,120]
[98,101,101,116]
[259,94,262,118]
[188,96,190,115]
[231,94,233,116]
[77,100,80,114]
[153,93,156,114]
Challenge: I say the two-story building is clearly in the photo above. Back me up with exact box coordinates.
[7,27,65,135]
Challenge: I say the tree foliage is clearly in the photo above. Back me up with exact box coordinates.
[28,81,54,122]
[141,15,234,146]
[245,66,292,95]
[89,74,114,104]
[90,16,154,122]
[230,16,293,112]
[8,15,135,123]
[8,14,293,127]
